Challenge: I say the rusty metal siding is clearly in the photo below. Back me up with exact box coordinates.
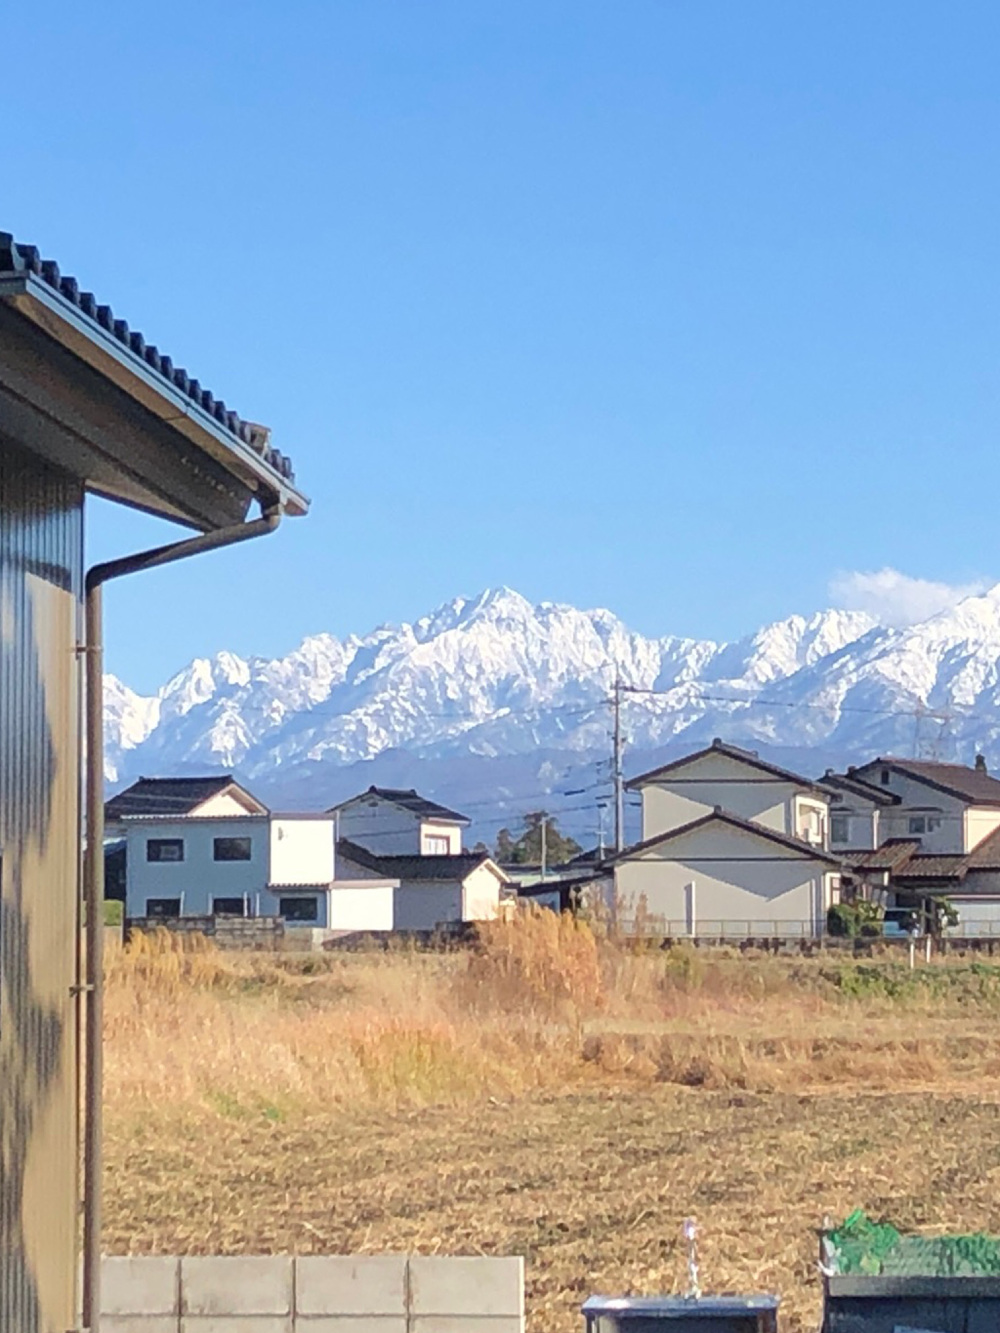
[0,441,83,1333]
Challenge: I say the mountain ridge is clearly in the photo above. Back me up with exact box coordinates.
[104,585,1000,843]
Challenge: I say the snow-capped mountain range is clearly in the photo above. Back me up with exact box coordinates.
[105,585,1000,845]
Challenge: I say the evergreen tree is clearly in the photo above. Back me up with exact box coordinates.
[496,812,581,866]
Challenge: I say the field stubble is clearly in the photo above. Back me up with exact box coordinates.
[104,915,1000,1331]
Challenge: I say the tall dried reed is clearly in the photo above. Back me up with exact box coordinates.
[103,914,1000,1129]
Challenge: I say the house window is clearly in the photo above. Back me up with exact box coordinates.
[830,813,850,843]
[880,768,890,785]
[278,895,319,922]
[214,836,252,862]
[909,816,927,835]
[927,815,942,832]
[213,896,246,916]
[146,898,180,918]
[146,839,184,862]
[424,835,450,855]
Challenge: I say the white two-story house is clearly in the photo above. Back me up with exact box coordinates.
[329,785,509,930]
[105,776,394,932]
[607,740,843,938]
[329,786,469,855]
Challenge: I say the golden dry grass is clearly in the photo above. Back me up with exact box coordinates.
[103,916,1000,1331]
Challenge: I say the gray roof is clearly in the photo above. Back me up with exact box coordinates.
[337,839,505,882]
[0,230,305,518]
[330,786,469,825]
[0,234,293,480]
[105,776,266,819]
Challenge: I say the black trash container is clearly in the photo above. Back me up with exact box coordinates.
[824,1273,1000,1332]
[582,1295,780,1333]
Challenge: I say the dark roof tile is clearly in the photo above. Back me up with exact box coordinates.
[858,757,1000,807]
[330,786,469,824]
[105,776,266,819]
[0,230,295,484]
[337,839,503,881]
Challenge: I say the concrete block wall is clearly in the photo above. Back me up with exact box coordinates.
[100,1254,525,1331]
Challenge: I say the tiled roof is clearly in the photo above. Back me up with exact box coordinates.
[893,854,969,882]
[627,739,827,793]
[337,839,505,881]
[859,757,1000,807]
[0,231,295,482]
[841,839,922,871]
[105,776,266,819]
[331,786,469,824]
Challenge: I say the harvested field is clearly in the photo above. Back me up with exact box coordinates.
[103,918,1000,1331]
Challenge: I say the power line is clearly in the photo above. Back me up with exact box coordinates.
[621,684,999,725]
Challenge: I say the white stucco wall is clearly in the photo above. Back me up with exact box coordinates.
[965,808,1000,852]
[269,817,335,886]
[420,820,462,854]
[613,819,833,936]
[635,750,825,842]
[124,816,269,917]
[461,862,502,921]
[335,797,422,854]
[327,882,395,932]
[793,795,829,847]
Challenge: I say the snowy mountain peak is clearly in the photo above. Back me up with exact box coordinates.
[103,587,1000,835]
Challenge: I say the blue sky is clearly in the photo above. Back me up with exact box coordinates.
[5,1,1000,691]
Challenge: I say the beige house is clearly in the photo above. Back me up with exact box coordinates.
[609,808,841,938]
[846,756,1000,854]
[604,741,841,938]
[627,738,832,846]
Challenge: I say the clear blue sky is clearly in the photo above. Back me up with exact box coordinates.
[5,1,1000,691]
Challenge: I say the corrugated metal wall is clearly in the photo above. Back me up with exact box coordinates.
[0,442,83,1333]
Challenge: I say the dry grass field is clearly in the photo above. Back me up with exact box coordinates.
[103,914,1000,1331]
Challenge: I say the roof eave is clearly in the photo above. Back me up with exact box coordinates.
[0,271,309,521]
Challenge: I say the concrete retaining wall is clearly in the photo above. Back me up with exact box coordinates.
[99,1254,524,1331]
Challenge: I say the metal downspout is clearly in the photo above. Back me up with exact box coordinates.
[81,507,280,1333]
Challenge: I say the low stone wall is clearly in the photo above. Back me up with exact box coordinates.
[126,916,286,951]
[100,1253,525,1331]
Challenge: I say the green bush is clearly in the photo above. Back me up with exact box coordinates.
[827,901,883,937]
[103,899,124,927]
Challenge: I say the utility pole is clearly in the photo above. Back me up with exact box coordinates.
[540,811,547,880]
[613,672,625,852]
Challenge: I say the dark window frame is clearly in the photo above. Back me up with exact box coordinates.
[146,898,181,918]
[830,813,850,843]
[278,895,319,923]
[146,838,184,863]
[212,896,247,916]
[213,836,253,862]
